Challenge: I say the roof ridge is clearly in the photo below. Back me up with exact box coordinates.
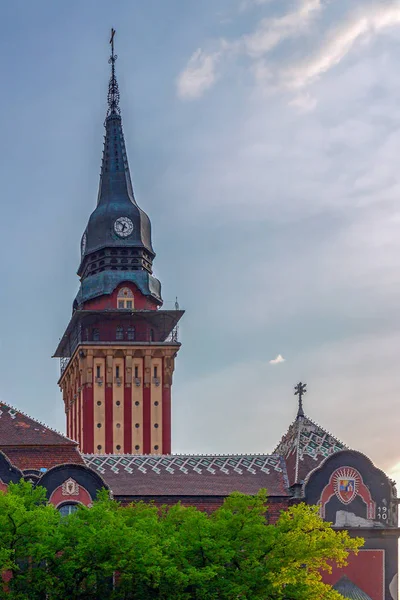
[0,401,77,445]
[83,452,281,458]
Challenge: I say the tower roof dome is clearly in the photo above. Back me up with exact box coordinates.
[77,30,156,281]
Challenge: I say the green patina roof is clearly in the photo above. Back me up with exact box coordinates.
[75,270,162,307]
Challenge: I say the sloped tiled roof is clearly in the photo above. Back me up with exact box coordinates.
[0,402,77,446]
[2,446,84,470]
[333,576,372,599]
[83,454,291,497]
[274,414,346,486]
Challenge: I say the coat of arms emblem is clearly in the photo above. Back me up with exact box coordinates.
[332,468,360,505]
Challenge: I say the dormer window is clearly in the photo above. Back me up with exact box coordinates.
[117,287,134,309]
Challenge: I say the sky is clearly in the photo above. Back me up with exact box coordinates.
[1,0,400,483]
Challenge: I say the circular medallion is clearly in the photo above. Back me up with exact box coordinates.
[114,216,133,238]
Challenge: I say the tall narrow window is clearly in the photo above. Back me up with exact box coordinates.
[92,328,100,341]
[116,327,124,341]
[116,366,120,378]
[154,366,158,379]
[117,287,134,309]
[96,365,101,378]
[127,327,135,341]
[134,366,139,378]
[150,329,154,342]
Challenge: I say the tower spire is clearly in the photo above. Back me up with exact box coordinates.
[107,28,120,116]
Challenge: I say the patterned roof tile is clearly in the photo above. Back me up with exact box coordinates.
[274,414,346,486]
[83,454,291,497]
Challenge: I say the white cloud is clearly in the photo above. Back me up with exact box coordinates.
[242,0,322,58]
[288,92,317,111]
[177,1,400,102]
[284,3,400,89]
[269,354,286,364]
[177,0,322,99]
[177,49,219,100]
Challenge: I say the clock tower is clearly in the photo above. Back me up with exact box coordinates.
[54,31,183,455]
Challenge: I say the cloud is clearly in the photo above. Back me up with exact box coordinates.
[241,0,322,58]
[177,0,322,99]
[269,354,286,364]
[284,3,400,89]
[177,49,220,100]
[177,1,400,102]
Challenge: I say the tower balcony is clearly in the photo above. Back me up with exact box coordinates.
[54,309,184,376]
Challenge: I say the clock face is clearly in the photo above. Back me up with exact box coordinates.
[114,216,134,238]
[81,233,87,256]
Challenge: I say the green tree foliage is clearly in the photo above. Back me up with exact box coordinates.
[0,482,362,599]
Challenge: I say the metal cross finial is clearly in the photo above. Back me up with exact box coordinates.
[294,382,307,418]
[107,28,120,117]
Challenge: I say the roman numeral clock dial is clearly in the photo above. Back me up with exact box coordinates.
[114,216,133,238]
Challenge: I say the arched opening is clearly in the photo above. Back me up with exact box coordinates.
[58,502,80,517]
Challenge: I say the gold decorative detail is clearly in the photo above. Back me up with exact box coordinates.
[62,478,80,496]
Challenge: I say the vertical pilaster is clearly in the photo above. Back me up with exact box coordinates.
[143,351,151,454]
[124,354,132,453]
[132,357,143,453]
[151,357,162,454]
[113,355,124,452]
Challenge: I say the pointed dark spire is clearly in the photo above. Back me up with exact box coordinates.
[76,29,156,281]
[294,382,307,419]
[107,28,120,117]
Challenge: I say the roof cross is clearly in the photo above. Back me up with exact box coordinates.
[294,381,307,418]
[107,28,120,116]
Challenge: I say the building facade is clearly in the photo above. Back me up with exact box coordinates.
[0,33,398,600]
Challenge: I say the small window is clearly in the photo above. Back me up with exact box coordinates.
[116,444,121,451]
[117,287,134,309]
[116,327,124,341]
[134,366,139,378]
[116,400,121,406]
[97,401,102,406]
[135,401,140,406]
[93,328,100,341]
[154,445,159,451]
[135,423,140,428]
[153,366,158,379]
[154,401,159,407]
[96,366,101,378]
[116,366,120,378]
[97,444,102,450]
[154,423,159,429]
[97,423,102,428]
[127,327,135,341]
[150,329,154,342]
[135,445,140,450]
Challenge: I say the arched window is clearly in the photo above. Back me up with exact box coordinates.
[58,503,79,517]
[117,287,134,309]
[116,327,124,341]
[127,327,135,341]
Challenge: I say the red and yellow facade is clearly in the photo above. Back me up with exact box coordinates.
[60,345,177,455]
